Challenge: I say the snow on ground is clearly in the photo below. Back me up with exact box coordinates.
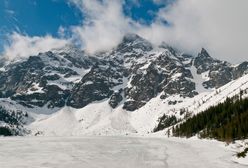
[28,99,137,136]
[189,66,211,93]
[228,140,248,165]
[25,74,248,136]
[0,136,246,168]
[0,67,248,167]
[29,107,82,136]
[0,71,246,136]
[165,137,248,167]
[234,155,248,166]
[131,73,248,134]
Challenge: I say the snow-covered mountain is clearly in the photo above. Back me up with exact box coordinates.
[0,33,247,136]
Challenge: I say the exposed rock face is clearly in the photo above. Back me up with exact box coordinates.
[194,48,216,74]
[67,67,114,108]
[109,89,123,108]
[194,48,248,89]
[116,33,153,54]
[123,63,163,110]
[0,34,247,113]
[0,46,95,109]
[0,56,45,98]
[233,62,248,78]
[67,58,123,108]
[0,58,5,68]
[11,85,70,108]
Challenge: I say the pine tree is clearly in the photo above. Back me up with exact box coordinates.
[172,92,248,142]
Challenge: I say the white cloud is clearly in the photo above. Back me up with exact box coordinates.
[143,0,248,63]
[58,26,66,38]
[2,32,69,60]
[70,0,248,63]
[69,0,138,53]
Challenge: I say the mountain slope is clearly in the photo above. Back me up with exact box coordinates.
[0,34,247,136]
[173,90,248,141]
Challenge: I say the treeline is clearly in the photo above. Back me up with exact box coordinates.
[0,127,12,136]
[0,106,19,125]
[173,92,248,142]
[153,114,178,132]
[0,106,26,136]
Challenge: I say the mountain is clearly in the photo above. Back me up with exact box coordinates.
[0,34,247,136]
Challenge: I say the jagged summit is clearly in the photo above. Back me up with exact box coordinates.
[52,44,82,54]
[122,33,144,42]
[117,33,153,53]
[199,48,211,58]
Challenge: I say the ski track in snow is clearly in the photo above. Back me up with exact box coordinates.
[0,136,246,168]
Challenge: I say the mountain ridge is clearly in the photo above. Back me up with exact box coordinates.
[0,33,247,136]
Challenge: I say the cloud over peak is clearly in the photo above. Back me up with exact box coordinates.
[3,32,68,60]
[70,0,136,53]
[70,0,248,63]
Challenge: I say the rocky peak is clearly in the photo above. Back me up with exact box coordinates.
[54,44,80,52]
[116,33,153,53]
[199,48,211,58]
[194,48,216,74]
[232,61,248,79]
[158,42,178,56]
[122,33,148,44]
[192,48,248,89]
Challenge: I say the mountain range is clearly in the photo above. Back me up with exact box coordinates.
[0,33,247,136]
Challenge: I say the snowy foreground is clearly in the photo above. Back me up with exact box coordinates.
[0,136,247,168]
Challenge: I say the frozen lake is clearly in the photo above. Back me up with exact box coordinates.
[0,136,246,168]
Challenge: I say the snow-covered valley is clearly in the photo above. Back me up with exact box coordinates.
[0,136,247,168]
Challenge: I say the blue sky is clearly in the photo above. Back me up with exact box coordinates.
[0,0,82,50]
[0,0,166,49]
[0,0,83,36]
[124,0,166,25]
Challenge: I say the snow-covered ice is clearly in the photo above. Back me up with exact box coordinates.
[0,136,246,168]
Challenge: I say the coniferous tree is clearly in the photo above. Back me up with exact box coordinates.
[173,90,248,142]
